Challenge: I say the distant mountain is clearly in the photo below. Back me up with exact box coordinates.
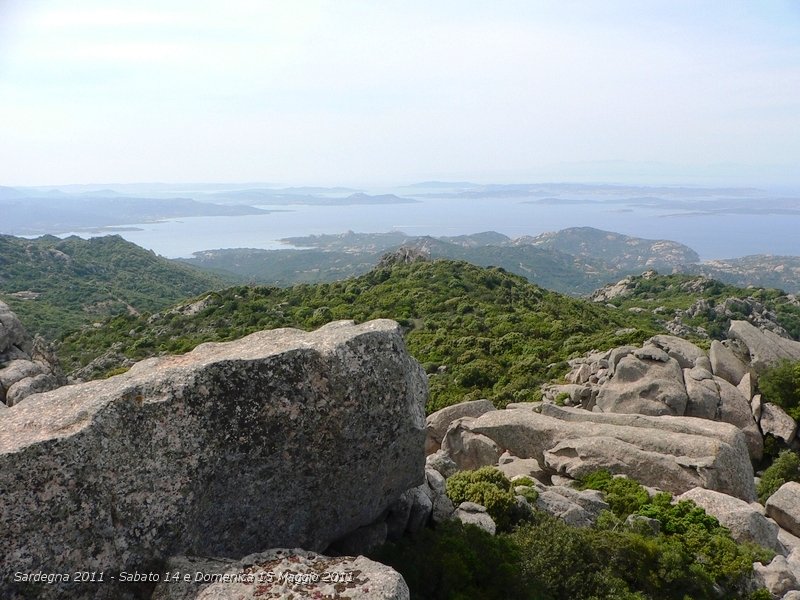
[517,226,700,272]
[180,226,800,295]
[206,190,418,205]
[0,196,268,235]
[0,234,230,338]
[182,229,613,293]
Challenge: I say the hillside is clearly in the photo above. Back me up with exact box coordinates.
[59,259,662,411]
[518,226,700,272]
[0,234,231,339]
[182,227,800,295]
[590,271,800,341]
[180,228,652,294]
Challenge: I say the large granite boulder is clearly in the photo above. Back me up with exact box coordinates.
[648,335,706,369]
[767,482,800,539]
[466,404,756,501]
[425,399,495,454]
[678,487,783,552]
[728,320,800,374]
[0,319,426,600]
[710,340,750,386]
[761,403,798,444]
[595,351,688,416]
[151,550,410,600]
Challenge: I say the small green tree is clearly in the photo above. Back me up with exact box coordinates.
[758,450,800,504]
[760,360,800,420]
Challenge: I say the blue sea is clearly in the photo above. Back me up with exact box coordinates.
[57,195,800,260]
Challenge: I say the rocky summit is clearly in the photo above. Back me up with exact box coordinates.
[0,319,426,599]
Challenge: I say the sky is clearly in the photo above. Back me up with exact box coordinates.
[0,0,799,187]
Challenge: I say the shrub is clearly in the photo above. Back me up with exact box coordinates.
[371,520,539,600]
[760,360,800,420]
[758,450,800,504]
[579,470,650,518]
[446,467,517,531]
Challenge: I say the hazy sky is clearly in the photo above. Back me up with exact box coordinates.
[1,1,799,186]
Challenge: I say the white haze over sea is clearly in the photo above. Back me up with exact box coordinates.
[55,192,800,260]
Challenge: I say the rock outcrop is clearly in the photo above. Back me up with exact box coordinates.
[767,483,800,539]
[456,404,756,500]
[0,301,65,406]
[0,319,426,600]
[151,549,410,600]
[678,487,783,552]
[728,320,800,374]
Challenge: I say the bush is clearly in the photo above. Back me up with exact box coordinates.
[371,520,539,600]
[760,360,800,420]
[446,467,518,530]
[758,450,800,504]
[579,470,650,518]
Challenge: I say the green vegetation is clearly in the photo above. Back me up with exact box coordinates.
[445,467,518,531]
[59,259,660,411]
[603,272,800,341]
[0,235,230,339]
[375,468,773,600]
[760,360,800,420]
[758,450,800,504]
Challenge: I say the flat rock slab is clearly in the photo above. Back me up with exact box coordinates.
[473,404,756,501]
[151,549,410,600]
[0,320,426,600]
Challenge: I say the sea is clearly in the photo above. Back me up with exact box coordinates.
[54,195,800,260]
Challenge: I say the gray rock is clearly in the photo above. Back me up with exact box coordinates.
[782,591,800,600]
[535,490,595,527]
[695,355,713,372]
[634,345,671,362]
[684,368,721,420]
[151,550,410,600]
[710,340,750,386]
[752,555,799,598]
[608,345,637,375]
[649,335,707,369]
[505,401,542,411]
[0,301,29,355]
[729,320,800,374]
[767,483,800,538]
[678,487,783,552]
[716,376,763,461]
[441,418,502,470]
[5,373,62,407]
[469,404,756,500]
[762,403,798,444]
[424,468,455,524]
[625,514,661,535]
[497,455,545,482]
[405,486,434,533]
[0,359,46,390]
[753,394,764,421]
[0,319,426,600]
[597,351,688,416]
[425,449,459,478]
[548,486,609,522]
[425,399,495,454]
[739,372,756,401]
[454,502,496,534]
